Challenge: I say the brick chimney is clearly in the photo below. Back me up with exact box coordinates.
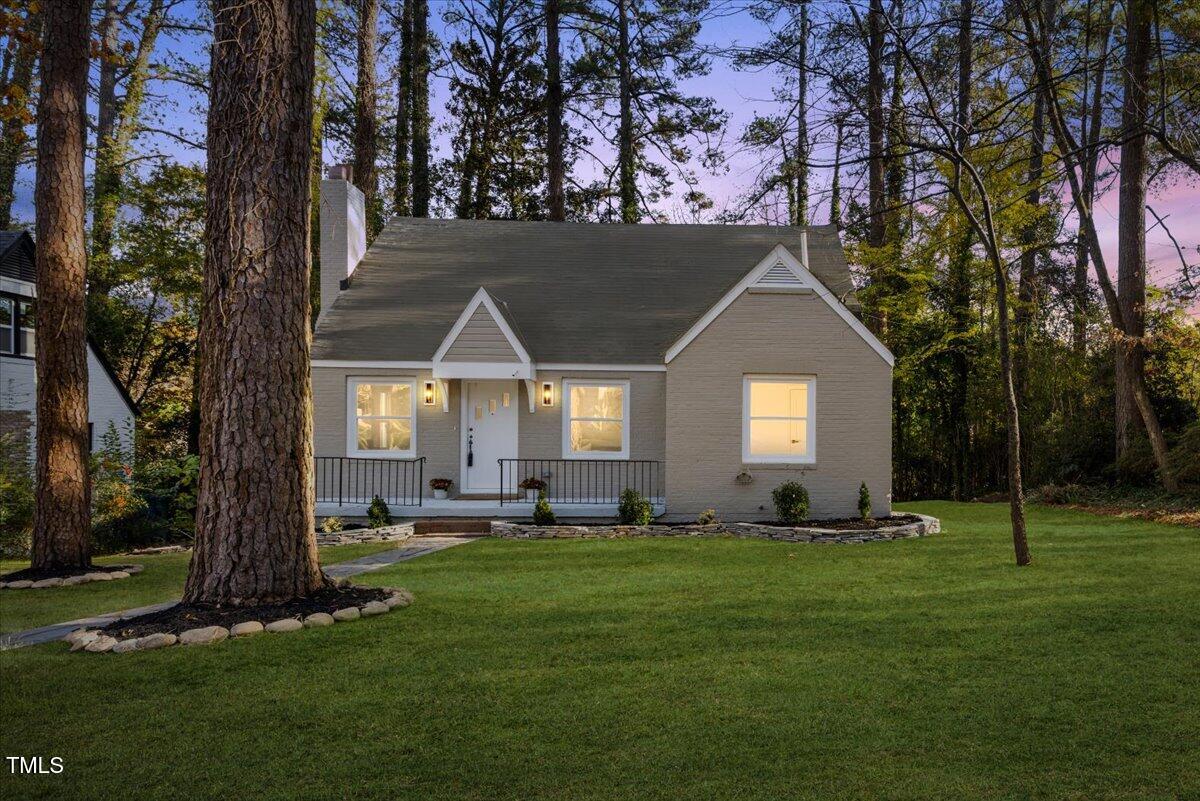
[319,164,366,319]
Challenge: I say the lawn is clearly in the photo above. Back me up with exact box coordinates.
[0,541,399,634]
[1,502,1196,800]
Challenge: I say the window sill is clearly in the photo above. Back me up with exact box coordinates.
[741,462,818,470]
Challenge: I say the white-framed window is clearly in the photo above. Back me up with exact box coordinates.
[742,375,815,463]
[562,379,630,459]
[347,378,416,457]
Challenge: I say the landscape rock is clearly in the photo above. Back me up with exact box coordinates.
[66,630,100,650]
[85,572,115,582]
[62,575,90,586]
[136,632,177,650]
[112,638,141,654]
[109,571,131,580]
[384,590,413,609]
[332,607,361,622]
[84,636,118,653]
[31,577,64,588]
[360,601,389,616]
[125,564,145,574]
[264,618,303,634]
[5,580,32,589]
[230,621,265,637]
[179,625,229,646]
[303,613,335,628]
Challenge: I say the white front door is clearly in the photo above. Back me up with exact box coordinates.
[461,380,519,493]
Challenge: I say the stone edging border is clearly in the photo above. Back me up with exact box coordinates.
[490,514,941,544]
[0,564,144,590]
[64,586,414,655]
[315,522,415,546]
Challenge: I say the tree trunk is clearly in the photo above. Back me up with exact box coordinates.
[32,0,93,570]
[617,0,636,223]
[829,115,843,229]
[393,0,412,216]
[91,0,165,289]
[866,0,886,247]
[353,0,379,224]
[546,0,565,221]
[0,8,39,230]
[1072,0,1113,354]
[183,0,325,605]
[947,0,973,502]
[1114,0,1150,463]
[794,0,809,227]
[411,0,431,217]
[994,251,1031,566]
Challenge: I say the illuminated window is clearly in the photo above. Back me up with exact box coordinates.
[742,376,815,463]
[348,379,415,456]
[562,380,628,459]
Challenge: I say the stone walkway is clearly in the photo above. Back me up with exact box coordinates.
[0,535,475,650]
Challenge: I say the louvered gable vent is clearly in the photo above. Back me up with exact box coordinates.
[753,259,806,289]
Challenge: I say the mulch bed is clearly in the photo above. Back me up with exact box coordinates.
[751,514,923,530]
[101,585,391,639]
[0,564,141,582]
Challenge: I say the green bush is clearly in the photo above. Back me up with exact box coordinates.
[0,433,34,557]
[532,491,556,525]
[697,508,718,525]
[368,496,392,528]
[772,480,810,524]
[858,482,872,519]
[617,488,653,525]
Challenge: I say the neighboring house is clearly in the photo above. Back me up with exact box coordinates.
[312,173,893,521]
[0,231,137,464]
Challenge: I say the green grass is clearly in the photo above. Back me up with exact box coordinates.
[0,542,399,634]
[1,502,1197,800]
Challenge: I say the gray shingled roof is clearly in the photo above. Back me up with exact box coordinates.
[0,230,35,283]
[312,219,857,364]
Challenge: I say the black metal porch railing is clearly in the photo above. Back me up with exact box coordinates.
[498,459,663,505]
[315,456,425,507]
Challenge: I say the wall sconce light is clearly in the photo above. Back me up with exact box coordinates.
[422,380,436,406]
[541,381,555,407]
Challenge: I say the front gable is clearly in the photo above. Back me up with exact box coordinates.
[665,239,894,367]
[431,287,536,380]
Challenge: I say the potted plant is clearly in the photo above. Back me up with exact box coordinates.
[429,478,453,500]
[518,477,547,502]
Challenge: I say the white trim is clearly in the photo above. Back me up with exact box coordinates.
[314,359,670,372]
[741,374,816,464]
[346,377,417,458]
[314,360,431,369]
[663,236,895,367]
[539,363,666,372]
[432,287,533,364]
[432,361,536,380]
[561,378,631,460]
[437,379,450,413]
[523,379,536,413]
[460,379,520,492]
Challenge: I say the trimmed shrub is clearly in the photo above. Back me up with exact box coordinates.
[532,491,556,525]
[772,480,810,525]
[697,508,718,525]
[321,516,344,533]
[858,482,872,519]
[617,488,653,525]
[368,495,393,528]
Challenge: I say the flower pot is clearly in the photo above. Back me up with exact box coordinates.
[524,489,539,502]
[433,489,448,500]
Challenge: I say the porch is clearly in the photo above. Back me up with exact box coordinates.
[314,456,666,519]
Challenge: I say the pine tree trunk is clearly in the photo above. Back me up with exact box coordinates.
[947,0,973,502]
[32,0,92,571]
[795,0,809,227]
[411,0,431,218]
[0,8,39,230]
[353,0,379,224]
[393,0,412,216]
[617,0,637,223]
[183,0,326,606]
[866,0,886,247]
[546,0,566,221]
[1115,0,1150,463]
